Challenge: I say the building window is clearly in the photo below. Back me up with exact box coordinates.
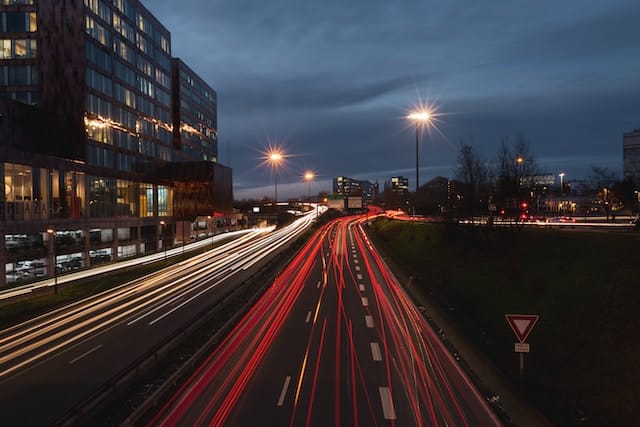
[0,39,37,59]
[1,1,35,5]
[3,162,32,201]
[3,12,30,32]
[139,183,154,217]
[88,176,115,217]
[85,16,110,47]
[158,185,172,216]
[116,179,137,216]
[28,12,36,31]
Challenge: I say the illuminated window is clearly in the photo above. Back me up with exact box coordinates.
[0,40,10,59]
[139,183,154,217]
[116,179,137,216]
[157,186,173,216]
[3,162,32,201]
[28,13,36,32]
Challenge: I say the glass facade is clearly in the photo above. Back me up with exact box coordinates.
[0,1,230,285]
[83,0,173,171]
[0,4,38,105]
[173,59,218,162]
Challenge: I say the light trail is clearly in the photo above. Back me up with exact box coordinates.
[0,213,315,381]
[147,213,502,426]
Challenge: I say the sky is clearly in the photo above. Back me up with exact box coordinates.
[149,0,640,200]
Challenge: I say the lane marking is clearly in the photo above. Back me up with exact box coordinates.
[365,315,374,328]
[317,281,321,289]
[357,274,363,280]
[355,266,360,271]
[305,311,312,323]
[354,259,359,264]
[277,376,292,406]
[361,297,369,307]
[69,344,102,365]
[370,342,383,361]
[379,387,397,420]
[359,284,365,292]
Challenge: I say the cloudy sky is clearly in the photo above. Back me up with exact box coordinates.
[150,0,640,200]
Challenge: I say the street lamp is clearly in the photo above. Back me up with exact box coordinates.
[268,150,283,208]
[304,171,314,210]
[159,220,166,260]
[408,110,431,215]
[46,228,57,295]
[559,172,565,197]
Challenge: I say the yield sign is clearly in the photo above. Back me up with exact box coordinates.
[505,314,539,343]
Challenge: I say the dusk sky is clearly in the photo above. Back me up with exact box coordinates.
[150,0,640,200]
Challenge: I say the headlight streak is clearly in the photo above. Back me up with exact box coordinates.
[150,226,324,427]
[146,212,501,426]
[0,230,262,348]
[0,217,314,381]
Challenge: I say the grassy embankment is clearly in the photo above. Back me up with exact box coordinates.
[369,219,640,426]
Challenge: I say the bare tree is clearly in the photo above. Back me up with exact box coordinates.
[494,133,537,217]
[455,141,489,218]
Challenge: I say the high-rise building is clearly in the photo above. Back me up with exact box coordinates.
[0,0,232,286]
[623,129,640,188]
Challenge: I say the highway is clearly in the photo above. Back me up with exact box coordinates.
[0,211,315,426]
[149,214,501,426]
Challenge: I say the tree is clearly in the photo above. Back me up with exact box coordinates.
[454,142,489,218]
[493,134,538,218]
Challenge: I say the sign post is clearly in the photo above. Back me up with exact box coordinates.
[505,314,539,380]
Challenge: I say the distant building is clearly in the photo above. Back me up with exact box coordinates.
[332,175,377,206]
[390,176,409,196]
[623,129,640,188]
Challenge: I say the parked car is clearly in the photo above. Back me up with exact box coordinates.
[6,271,35,283]
[16,260,46,276]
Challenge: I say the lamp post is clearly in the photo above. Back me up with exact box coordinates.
[407,110,431,216]
[46,228,57,295]
[304,171,314,215]
[268,150,283,210]
[159,220,166,260]
[559,172,565,197]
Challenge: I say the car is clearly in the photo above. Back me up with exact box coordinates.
[16,260,46,276]
[6,271,35,283]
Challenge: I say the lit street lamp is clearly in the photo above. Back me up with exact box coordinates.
[46,228,58,295]
[304,170,314,209]
[408,110,431,215]
[268,150,283,208]
[559,172,565,197]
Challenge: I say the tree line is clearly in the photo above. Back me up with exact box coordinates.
[381,134,638,219]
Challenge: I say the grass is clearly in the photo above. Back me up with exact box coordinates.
[369,219,640,426]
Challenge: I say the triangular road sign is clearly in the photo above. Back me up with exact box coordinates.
[505,314,539,343]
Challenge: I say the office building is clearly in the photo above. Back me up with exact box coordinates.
[332,175,377,206]
[390,176,409,196]
[0,0,232,286]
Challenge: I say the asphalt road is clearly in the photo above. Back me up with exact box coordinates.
[0,213,315,426]
[150,214,501,426]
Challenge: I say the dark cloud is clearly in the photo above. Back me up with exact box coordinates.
[149,0,640,199]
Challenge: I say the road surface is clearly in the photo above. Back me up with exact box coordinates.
[0,212,315,426]
[150,214,501,426]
